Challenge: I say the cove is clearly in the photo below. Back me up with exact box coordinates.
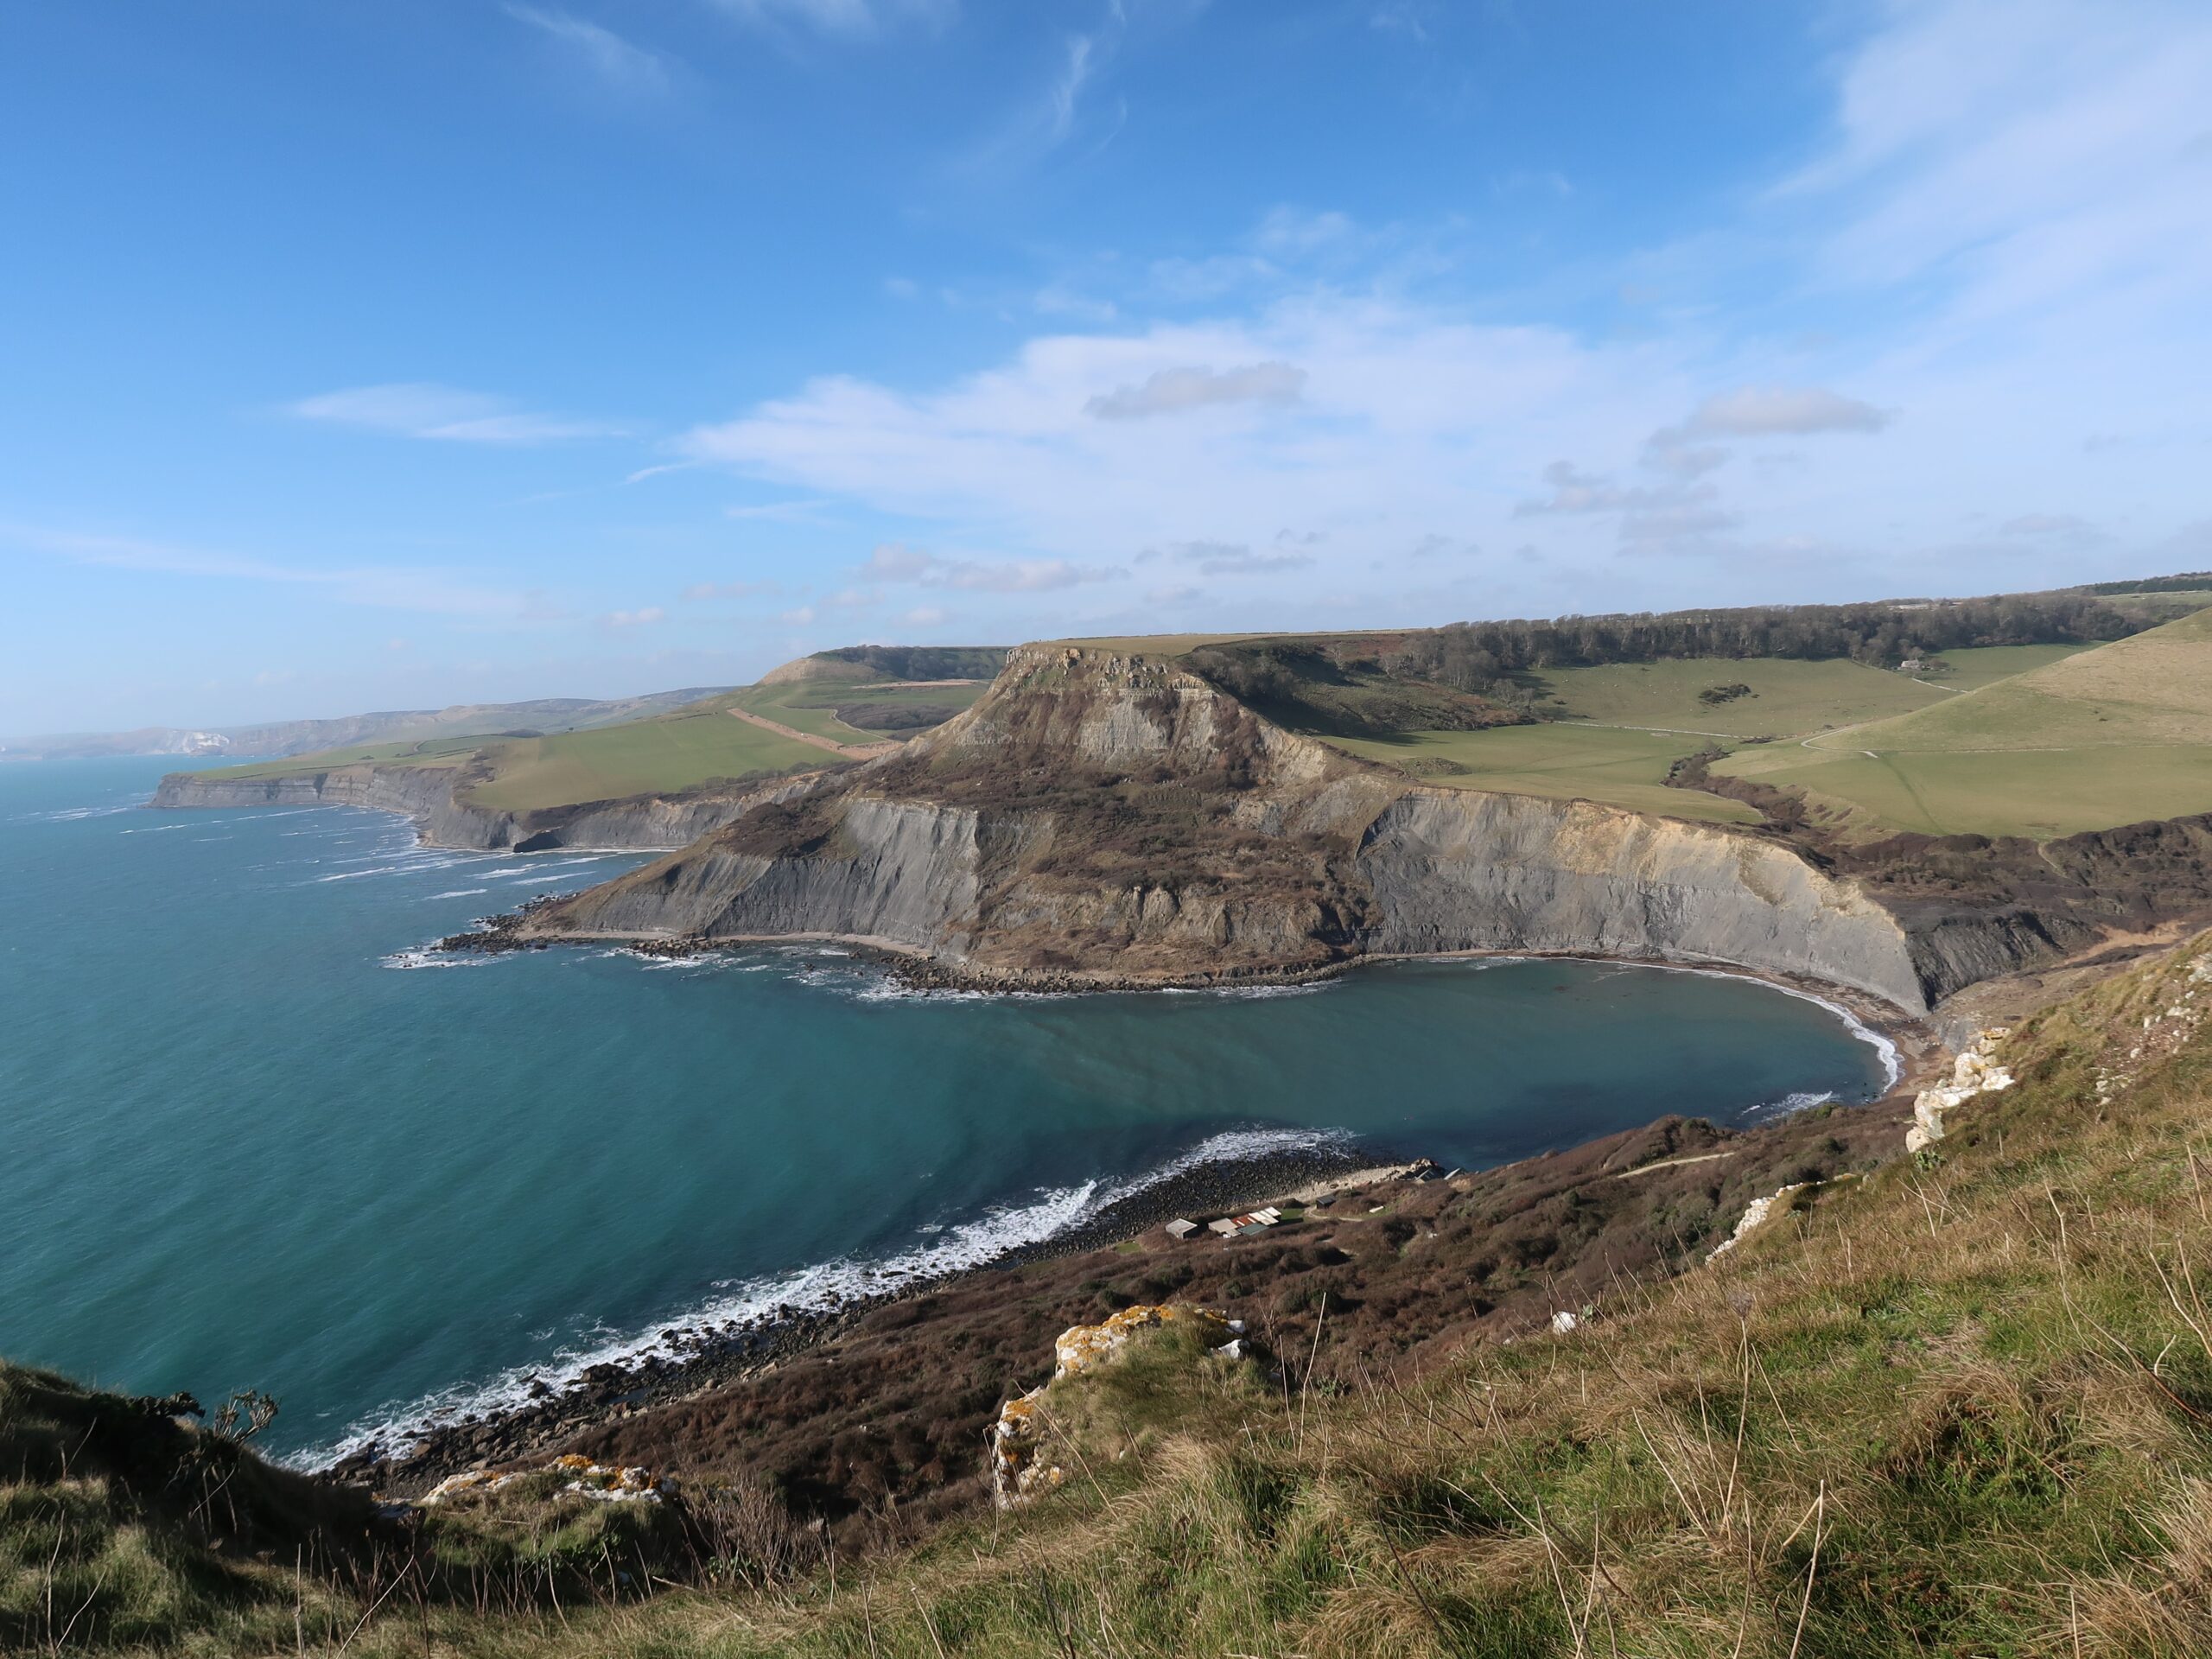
[0,758,1890,1465]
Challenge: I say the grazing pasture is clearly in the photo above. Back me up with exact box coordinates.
[1327,724,1763,823]
[1525,656,1948,737]
[1715,610,2212,836]
[460,714,828,811]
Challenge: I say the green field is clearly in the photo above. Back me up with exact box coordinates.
[460,713,828,810]
[1905,641,2101,690]
[1309,620,2212,837]
[710,678,986,742]
[1329,725,1762,823]
[203,733,490,777]
[1528,656,1949,737]
[193,676,989,814]
[1712,609,2212,836]
[1728,744,2212,837]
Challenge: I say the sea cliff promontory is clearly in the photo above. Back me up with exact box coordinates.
[512,645,2212,1012]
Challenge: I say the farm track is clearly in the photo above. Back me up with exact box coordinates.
[726,707,900,760]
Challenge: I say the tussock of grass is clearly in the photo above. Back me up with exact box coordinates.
[11,937,2212,1654]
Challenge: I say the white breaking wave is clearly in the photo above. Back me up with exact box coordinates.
[426,888,491,899]
[1745,1089,1838,1118]
[379,948,503,971]
[22,804,135,822]
[294,1122,1359,1471]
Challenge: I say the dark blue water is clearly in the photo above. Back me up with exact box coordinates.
[0,758,1890,1463]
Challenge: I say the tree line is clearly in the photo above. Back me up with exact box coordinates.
[1378,589,2140,700]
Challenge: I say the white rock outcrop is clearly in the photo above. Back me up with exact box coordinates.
[1707,1182,1812,1262]
[1904,1029,2014,1154]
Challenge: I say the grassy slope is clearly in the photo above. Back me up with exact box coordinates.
[1719,609,2212,837]
[191,679,986,813]
[1332,725,1764,824]
[1526,657,1951,737]
[12,937,2212,1656]
[1204,642,2131,828]
[201,733,491,777]
[707,680,988,744]
[460,714,828,811]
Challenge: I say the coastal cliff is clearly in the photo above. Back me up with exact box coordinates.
[529,645,1954,1007]
[149,764,803,853]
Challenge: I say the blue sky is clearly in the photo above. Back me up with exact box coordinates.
[3,0,2209,734]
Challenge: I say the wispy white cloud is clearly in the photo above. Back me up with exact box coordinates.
[1085,362,1306,421]
[860,543,1118,593]
[675,0,2212,610]
[723,498,834,523]
[1662,386,1891,440]
[289,384,619,445]
[709,0,953,38]
[1140,540,1313,576]
[681,579,782,601]
[1516,462,1698,518]
[503,5,674,95]
[600,606,666,628]
[4,524,551,620]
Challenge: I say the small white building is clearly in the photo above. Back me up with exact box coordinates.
[1165,1218,1199,1240]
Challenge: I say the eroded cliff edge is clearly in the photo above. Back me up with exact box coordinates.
[519,646,1973,1007]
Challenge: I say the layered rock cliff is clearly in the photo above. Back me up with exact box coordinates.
[528,646,1955,1007]
[149,764,795,853]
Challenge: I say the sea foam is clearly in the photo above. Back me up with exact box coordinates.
[294,1122,1355,1471]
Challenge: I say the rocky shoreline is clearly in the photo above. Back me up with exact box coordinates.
[327,1135,1396,1494]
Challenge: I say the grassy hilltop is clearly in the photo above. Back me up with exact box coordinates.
[175,581,2212,840]
[9,934,2212,1655]
[1161,584,2212,839]
[188,652,1003,814]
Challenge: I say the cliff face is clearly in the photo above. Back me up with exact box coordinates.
[1356,791,1925,1008]
[149,765,788,854]
[533,647,1948,1007]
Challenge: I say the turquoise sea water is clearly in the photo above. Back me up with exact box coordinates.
[0,757,1891,1464]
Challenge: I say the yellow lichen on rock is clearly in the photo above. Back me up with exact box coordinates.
[1052,1303,1236,1380]
[989,1303,1248,1509]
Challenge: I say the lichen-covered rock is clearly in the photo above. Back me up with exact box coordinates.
[988,1303,1243,1509]
[1052,1304,1236,1379]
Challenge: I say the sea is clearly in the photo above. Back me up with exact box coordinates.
[0,756,1894,1465]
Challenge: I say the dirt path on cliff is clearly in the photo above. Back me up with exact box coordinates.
[726,707,901,760]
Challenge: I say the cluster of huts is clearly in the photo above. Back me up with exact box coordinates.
[1164,1204,1287,1242]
